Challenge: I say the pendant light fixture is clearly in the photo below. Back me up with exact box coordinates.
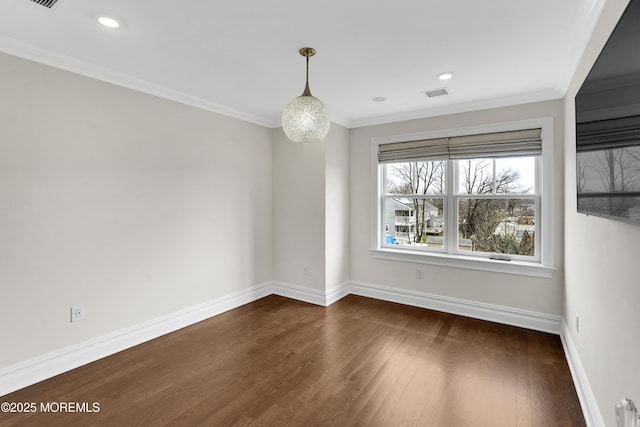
[281,47,330,143]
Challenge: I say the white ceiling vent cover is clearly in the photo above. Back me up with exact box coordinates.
[29,0,59,8]
[424,88,449,98]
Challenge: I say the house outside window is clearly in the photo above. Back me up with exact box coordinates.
[372,118,555,278]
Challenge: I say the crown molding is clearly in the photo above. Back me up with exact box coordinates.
[0,35,276,128]
[348,89,563,129]
[0,0,607,132]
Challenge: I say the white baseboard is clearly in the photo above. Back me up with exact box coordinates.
[560,320,605,427]
[1,281,343,397]
[348,280,562,334]
[0,283,272,397]
[270,281,330,306]
[270,281,351,306]
[2,278,598,427]
[270,280,562,334]
[326,283,351,305]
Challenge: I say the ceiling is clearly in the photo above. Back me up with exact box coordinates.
[0,0,606,129]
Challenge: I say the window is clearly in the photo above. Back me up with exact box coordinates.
[372,119,555,277]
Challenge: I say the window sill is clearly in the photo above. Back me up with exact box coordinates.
[371,248,556,278]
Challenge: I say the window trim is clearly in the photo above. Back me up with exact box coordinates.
[370,117,556,278]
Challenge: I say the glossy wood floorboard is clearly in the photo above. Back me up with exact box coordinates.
[0,295,585,426]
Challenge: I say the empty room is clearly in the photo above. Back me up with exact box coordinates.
[0,0,639,426]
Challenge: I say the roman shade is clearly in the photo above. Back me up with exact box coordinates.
[576,116,640,152]
[378,138,449,163]
[378,128,542,163]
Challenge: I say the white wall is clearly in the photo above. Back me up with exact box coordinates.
[272,124,349,292]
[349,100,565,315]
[563,0,640,425]
[272,128,326,290]
[325,125,350,291]
[0,52,273,368]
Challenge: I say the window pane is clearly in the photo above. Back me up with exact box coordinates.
[457,198,535,256]
[458,159,494,194]
[384,161,445,195]
[383,197,445,247]
[457,157,536,194]
[495,157,536,194]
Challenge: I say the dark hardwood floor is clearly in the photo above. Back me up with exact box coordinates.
[0,295,585,426]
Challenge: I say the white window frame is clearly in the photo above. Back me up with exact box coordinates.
[370,118,555,278]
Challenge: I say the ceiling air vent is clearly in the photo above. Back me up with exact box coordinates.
[29,0,59,8]
[423,88,449,98]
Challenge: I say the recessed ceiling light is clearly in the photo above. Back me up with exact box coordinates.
[438,72,453,81]
[372,96,387,103]
[97,15,120,29]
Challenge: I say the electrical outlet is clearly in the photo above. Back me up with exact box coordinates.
[303,265,309,276]
[416,267,424,279]
[71,305,84,323]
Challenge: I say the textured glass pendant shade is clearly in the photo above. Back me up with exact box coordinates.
[282,47,331,143]
[282,95,330,143]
